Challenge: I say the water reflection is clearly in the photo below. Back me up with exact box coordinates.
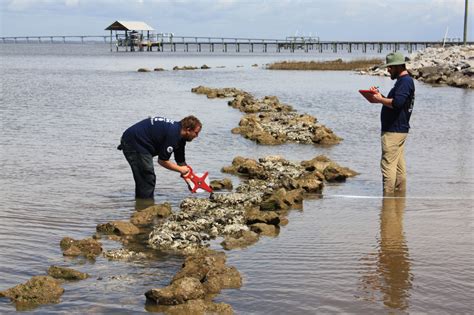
[360,192,412,311]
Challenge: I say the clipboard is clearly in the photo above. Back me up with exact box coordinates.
[359,89,378,103]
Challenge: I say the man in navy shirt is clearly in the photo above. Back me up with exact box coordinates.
[119,115,202,200]
[370,52,415,194]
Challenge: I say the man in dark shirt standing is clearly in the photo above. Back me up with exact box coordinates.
[370,52,415,194]
[118,115,202,200]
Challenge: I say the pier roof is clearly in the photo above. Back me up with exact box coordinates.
[105,21,154,31]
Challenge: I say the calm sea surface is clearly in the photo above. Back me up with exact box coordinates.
[0,44,473,314]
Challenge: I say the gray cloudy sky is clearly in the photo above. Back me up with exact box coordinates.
[0,0,471,41]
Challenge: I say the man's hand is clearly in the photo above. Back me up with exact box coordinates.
[180,166,190,177]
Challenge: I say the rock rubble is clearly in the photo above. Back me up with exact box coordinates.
[359,45,474,88]
[148,155,357,253]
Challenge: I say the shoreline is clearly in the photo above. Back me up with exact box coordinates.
[358,45,474,89]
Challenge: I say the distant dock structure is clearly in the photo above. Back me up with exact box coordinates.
[2,20,472,54]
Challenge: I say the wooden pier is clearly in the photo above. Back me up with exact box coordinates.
[1,34,471,54]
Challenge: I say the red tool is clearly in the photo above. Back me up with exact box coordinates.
[181,166,213,194]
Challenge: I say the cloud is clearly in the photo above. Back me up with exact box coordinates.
[0,0,471,40]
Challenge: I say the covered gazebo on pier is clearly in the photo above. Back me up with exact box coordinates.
[105,21,155,52]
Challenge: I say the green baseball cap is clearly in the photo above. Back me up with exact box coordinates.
[380,52,406,68]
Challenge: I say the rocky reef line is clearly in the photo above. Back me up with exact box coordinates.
[358,45,474,89]
[191,86,342,145]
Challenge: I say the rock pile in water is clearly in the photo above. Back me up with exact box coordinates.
[232,112,341,145]
[192,86,342,145]
[359,45,474,88]
[145,248,237,313]
[191,86,246,99]
[148,155,357,253]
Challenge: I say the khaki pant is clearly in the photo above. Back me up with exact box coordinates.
[381,132,408,193]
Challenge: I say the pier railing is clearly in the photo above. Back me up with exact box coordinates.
[1,35,471,53]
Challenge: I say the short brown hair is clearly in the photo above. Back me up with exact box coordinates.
[181,115,202,130]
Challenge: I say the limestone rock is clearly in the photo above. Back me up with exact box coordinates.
[191,86,246,99]
[210,178,233,191]
[361,45,474,88]
[96,220,140,236]
[147,299,233,315]
[60,237,102,259]
[250,223,279,237]
[145,277,206,305]
[173,66,198,70]
[221,230,259,250]
[0,276,64,309]
[47,266,89,280]
[245,208,281,226]
[130,203,172,226]
[301,155,358,182]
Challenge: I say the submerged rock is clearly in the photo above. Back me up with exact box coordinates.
[47,266,89,280]
[103,248,148,260]
[96,221,140,236]
[172,250,242,294]
[210,178,233,191]
[250,223,279,237]
[301,155,359,182]
[145,277,206,305]
[0,276,64,309]
[221,230,259,250]
[59,237,102,259]
[130,203,172,226]
[146,299,233,315]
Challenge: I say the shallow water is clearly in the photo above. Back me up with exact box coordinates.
[0,44,473,314]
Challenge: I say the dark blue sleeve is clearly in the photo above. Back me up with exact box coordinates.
[157,144,172,161]
[392,78,414,109]
[174,140,186,164]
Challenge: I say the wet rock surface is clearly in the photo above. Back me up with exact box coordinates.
[191,85,246,99]
[173,66,199,71]
[228,94,294,113]
[130,203,172,226]
[210,178,233,191]
[96,220,140,236]
[47,266,89,280]
[59,237,102,259]
[0,276,64,310]
[359,45,474,88]
[146,299,233,315]
[103,248,149,260]
[232,112,341,145]
[146,249,240,310]
[192,86,342,145]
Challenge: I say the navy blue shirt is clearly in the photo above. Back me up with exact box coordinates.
[121,116,186,162]
[381,75,415,133]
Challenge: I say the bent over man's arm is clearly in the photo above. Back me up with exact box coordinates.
[158,159,189,175]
